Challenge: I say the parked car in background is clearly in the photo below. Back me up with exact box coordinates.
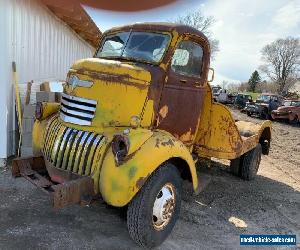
[234,94,253,109]
[214,89,236,104]
[271,100,300,124]
[244,93,284,119]
[212,85,222,101]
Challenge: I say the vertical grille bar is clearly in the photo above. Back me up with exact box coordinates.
[50,126,66,163]
[90,137,107,175]
[61,130,78,170]
[84,135,103,175]
[43,116,57,152]
[47,122,63,160]
[72,132,92,173]
[52,127,67,166]
[67,131,84,171]
[77,133,95,175]
[79,134,98,175]
[43,119,60,161]
[55,128,73,168]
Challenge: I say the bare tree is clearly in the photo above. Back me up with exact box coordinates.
[260,37,300,93]
[173,9,219,59]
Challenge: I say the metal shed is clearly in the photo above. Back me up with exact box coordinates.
[0,0,101,166]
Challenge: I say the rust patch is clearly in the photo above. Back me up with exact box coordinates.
[136,174,150,189]
[155,138,161,148]
[76,68,149,90]
[161,138,175,147]
[157,84,206,144]
[12,156,95,209]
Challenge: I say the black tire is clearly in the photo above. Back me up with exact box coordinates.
[230,156,243,177]
[260,140,270,155]
[267,113,273,120]
[289,115,298,125]
[246,111,251,117]
[127,163,182,248]
[240,144,262,180]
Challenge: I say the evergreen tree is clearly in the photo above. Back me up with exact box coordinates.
[248,70,261,92]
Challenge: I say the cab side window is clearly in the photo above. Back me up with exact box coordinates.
[171,40,203,77]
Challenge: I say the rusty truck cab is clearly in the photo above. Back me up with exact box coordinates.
[92,23,211,145]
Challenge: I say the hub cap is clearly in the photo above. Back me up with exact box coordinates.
[152,183,176,230]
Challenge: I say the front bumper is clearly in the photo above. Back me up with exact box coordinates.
[12,156,95,208]
[271,111,289,120]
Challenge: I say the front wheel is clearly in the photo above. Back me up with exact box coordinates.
[127,163,182,248]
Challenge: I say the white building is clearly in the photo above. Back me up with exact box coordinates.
[0,0,101,166]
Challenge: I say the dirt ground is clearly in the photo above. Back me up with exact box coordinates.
[0,107,299,250]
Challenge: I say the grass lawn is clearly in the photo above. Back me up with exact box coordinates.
[242,92,261,100]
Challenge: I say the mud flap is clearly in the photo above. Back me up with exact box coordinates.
[12,156,95,209]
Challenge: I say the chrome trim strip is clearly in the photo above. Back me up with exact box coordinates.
[67,75,94,88]
[62,93,97,105]
[61,99,96,112]
[61,106,94,119]
[60,112,92,126]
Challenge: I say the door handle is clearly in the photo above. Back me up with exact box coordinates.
[180,79,187,83]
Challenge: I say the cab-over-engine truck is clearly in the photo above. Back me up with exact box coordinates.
[12,23,272,248]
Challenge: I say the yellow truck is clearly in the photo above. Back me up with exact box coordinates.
[12,23,272,248]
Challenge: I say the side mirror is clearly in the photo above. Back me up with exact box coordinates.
[208,68,214,82]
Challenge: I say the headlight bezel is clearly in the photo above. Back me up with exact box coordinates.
[111,134,130,165]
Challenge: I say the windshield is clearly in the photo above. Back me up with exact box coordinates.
[284,101,292,106]
[96,31,170,63]
[256,95,271,103]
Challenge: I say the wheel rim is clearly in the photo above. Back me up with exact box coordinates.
[152,183,176,231]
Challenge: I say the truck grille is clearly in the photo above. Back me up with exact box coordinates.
[43,117,105,176]
[60,93,97,125]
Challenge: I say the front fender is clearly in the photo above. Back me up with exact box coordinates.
[99,131,197,207]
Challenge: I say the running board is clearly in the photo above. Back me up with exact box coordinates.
[12,156,95,209]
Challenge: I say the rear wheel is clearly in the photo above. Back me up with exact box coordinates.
[127,163,182,248]
[240,144,262,180]
[289,115,299,125]
[230,156,243,177]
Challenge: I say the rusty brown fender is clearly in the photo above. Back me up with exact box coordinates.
[99,130,198,207]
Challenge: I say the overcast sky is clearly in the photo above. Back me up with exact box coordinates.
[85,0,300,84]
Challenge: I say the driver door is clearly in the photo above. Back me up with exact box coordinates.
[157,37,207,145]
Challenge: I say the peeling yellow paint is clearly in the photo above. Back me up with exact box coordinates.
[159,105,169,119]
